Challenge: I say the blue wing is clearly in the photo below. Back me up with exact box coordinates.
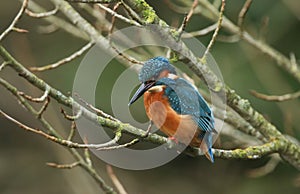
[157,77,215,162]
[157,77,215,132]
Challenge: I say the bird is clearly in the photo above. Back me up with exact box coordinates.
[129,56,215,162]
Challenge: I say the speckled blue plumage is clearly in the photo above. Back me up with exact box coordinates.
[157,77,215,132]
[139,56,177,83]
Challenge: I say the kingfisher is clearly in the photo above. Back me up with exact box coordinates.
[129,56,215,162]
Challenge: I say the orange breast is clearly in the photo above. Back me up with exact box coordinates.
[144,90,202,146]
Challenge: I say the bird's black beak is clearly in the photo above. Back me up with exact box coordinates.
[129,81,155,105]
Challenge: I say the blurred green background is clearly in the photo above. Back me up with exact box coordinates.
[0,0,299,193]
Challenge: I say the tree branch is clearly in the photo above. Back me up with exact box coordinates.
[250,90,300,102]
[0,0,29,42]
[197,0,300,83]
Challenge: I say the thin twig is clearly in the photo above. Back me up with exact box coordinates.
[106,165,128,194]
[238,0,253,31]
[97,3,141,27]
[108,2,122,43]
[164,0,191,14]
[111,45,143,65]
[0,0,29,42]
[141,120,153,138]
[182,23,217,38]
[258,16,269,41]
[250,90,300,102]
[11,27,28,33]
[178,0,198,39]
[18,85,50,102]
[61,108,83,121]
[0,61,9,71]
[290,53,298,72]
[37,96,50,118]
[74,93,121,122]
[201,0,225,63]
[216,34,240,43]
[30,41,94,71]
[26,6,59,18]
[68,121,77,141]
[83,138,93,167]
[47,161,80,169]
[97,138,139,151]
[120,1,143,24]
[246,154,281,177]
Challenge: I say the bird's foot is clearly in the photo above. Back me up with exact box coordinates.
[166,136,179,149]
[141,121,153,138]
[168,136,178,144]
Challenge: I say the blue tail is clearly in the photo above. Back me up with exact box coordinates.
[203,132,214,163]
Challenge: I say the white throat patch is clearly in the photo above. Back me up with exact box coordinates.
[148,85,165,93]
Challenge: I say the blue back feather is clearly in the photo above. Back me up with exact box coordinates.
[157,77,215,132]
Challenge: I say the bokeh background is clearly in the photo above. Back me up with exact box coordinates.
[0,0,299,193]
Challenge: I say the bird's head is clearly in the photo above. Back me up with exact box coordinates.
[129,56,177,105]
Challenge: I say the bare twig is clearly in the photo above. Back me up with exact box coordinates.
[83,138,93,166]
[61,108,83,121]
[250,90,300,102]
[246,154,281,177]
[111,45,143,65]
[120,1,143,24]
[18,85,50,102]
[201,0,225,63]
[258,16,269,41]
[94,130,122,149]
[216,34,240,43]
[182,23,217,38]
[178,0,198,39]
[0,61,9,71]
[11,27,28,33]
[37,96,50,118]
[97,138,139,151]
[164,0,191,14]
[26,6,59,18]
[106,165,128,194]
[30,41,94,71]
[47,161,80,169]
[290,53,298,72]
[143,121,153,137]
[108,2,122,43]
[68,121,77,141]
[75,93,121,122]
[237,0,253,31]
[97,3,141,27]
[0,0,29,42]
